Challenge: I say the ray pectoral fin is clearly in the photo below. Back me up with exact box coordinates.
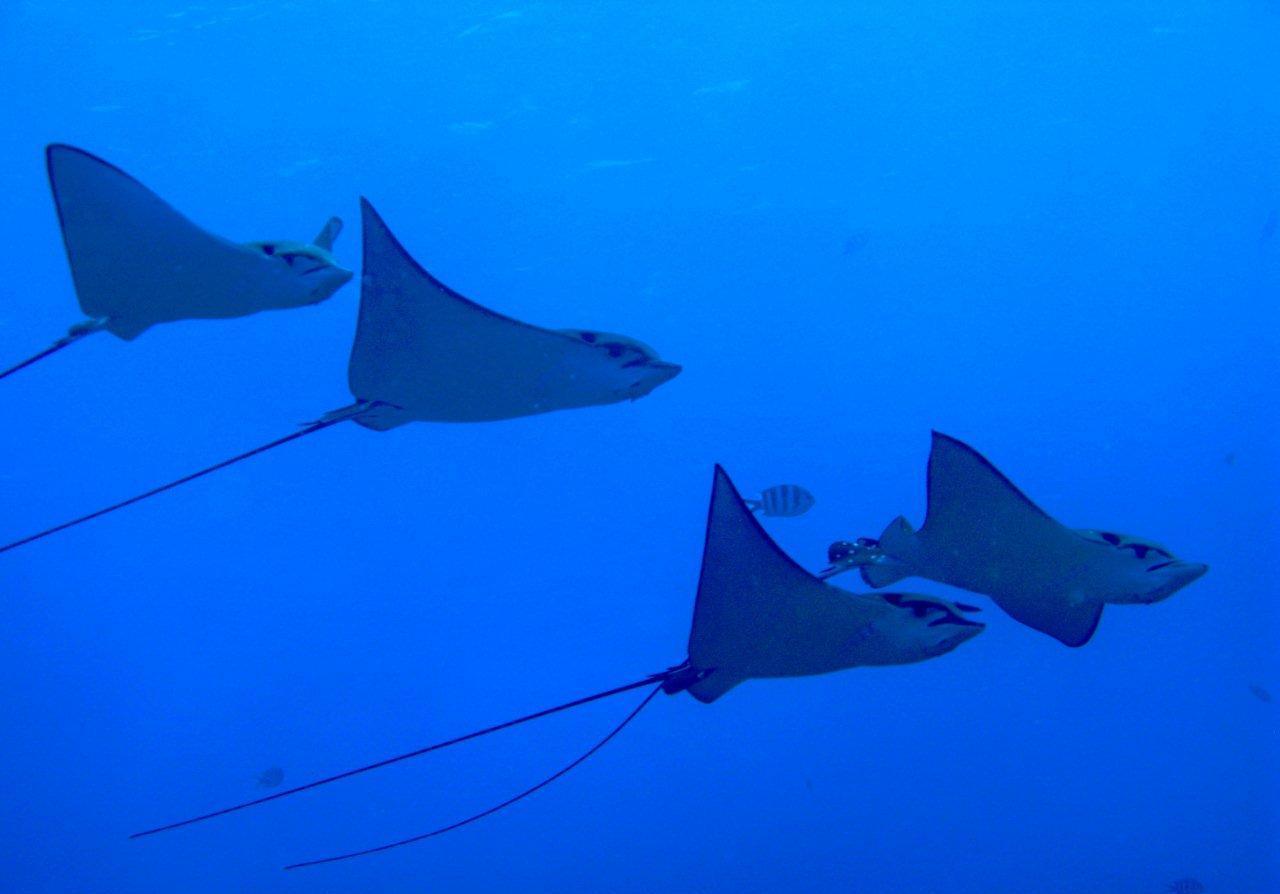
[876,516,916,556]
[686,669,746,704]
[858,518,915,588]
[312,216,343,252]
[926,432,1055,526]
[997,594,1104,648]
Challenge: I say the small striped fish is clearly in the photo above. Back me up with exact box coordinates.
[746,484,815,518]
[1167,878,1205,894]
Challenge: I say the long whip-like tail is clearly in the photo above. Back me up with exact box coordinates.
[130,670,673,841]
[0,320,104,382]
[0,413,353,555]
[285,682,665,870]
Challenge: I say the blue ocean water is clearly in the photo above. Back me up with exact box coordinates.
[1,2,1277,891]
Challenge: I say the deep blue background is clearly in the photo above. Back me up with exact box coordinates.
[1,2,1277,891]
